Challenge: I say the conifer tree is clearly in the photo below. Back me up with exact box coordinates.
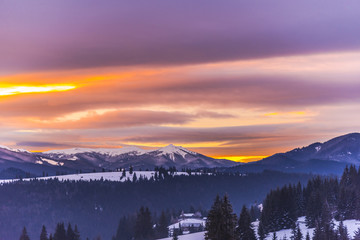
[73,225,80,240]
[66,224,75,240]
[40,225,48,240]
[156,211,169,238]
[305,232,310,240]
[237,205,257,240]
[19,227,30,240]
[113,216,133,240]
[272,232,277,240]
[172,231,178,240]
[54,223,67,240]
[134,206,153,240]
[291,223,302,240]
[221,194,238,240]
[205,195,222,240]
[133,173,138,182]
[353,228,360,240]
[205,194,237,240]
[258,221,267,240]
[337,221,350,240]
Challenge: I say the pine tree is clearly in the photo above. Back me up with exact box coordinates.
[353,228,360,240]
[113,216,133,240]
[337,221,350,240]
[49,234,53,240]
[19,227,30,240]
[172,231,178,240]
[54,223,67,240]
[133,173,138,182]
[66,224,75,240]
[134,206,153,240]
[237,205,257,240]
[40,225,48,240]
[220,194,238,240]
[258,221,267,240]
[73,225,80,240]
[205,195,222,240]
[156,211,169,238]
[272,232,277,240]
[291,223,302,240]
[305,232,310,240]
[205,194,237,240]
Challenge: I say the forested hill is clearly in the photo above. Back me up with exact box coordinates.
[0,171,312,240]
[259,165,360,239]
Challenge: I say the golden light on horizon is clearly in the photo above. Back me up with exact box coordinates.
[0,85,77,96]
[214,155,268,163]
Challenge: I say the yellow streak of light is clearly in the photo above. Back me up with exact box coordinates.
[264,111,307,117]
[0,85,76,96]
[214,155,268,163]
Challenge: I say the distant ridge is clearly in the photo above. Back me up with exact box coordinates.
[227,132,360,175]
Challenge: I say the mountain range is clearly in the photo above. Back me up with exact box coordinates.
[0,144,237,178]
[227,132,360,175]
[1,133,360,179]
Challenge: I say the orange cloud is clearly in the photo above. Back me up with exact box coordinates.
[0,85,76,96]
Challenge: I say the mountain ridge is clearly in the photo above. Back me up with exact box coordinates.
[0,144,237,178]
[227,132,360,175]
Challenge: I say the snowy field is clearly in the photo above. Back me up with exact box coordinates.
[157,217,360,240]
[0,171,195,184]
[257,217,360,240]
[158,231,205,240]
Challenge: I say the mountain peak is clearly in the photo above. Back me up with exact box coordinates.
[158,144,196,155]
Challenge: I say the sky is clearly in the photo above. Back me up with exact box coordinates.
[1,0,360,162]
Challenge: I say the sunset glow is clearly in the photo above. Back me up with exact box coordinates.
[1,0,360,162]
[0,85,76,96]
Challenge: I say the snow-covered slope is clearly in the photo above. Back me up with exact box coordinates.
[40,144,237,170]
[0,144,237,179]
[158,231,205,240]
[45,146,150,156]
[254,216,360,240]
[0,170,200,184]
[157,217,360,240]
[0,145,30,153]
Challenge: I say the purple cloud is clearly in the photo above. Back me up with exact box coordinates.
[1,0,360,72]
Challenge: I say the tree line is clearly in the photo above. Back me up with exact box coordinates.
[258,165,360,240]
[19,223,80,240]
[0,170,311,240]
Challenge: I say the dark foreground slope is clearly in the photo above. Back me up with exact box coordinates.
[0,171,312,240]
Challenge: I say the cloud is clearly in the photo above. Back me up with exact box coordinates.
[1,76,360,120]
[16,141,74,148]
[1,0,360,72]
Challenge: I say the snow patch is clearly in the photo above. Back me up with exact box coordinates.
[45,146,150,156]
[0,171,193,184]
[157,144,197,161]
[40,157,60,166]
[0,145,30,153]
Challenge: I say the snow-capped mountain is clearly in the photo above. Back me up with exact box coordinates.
[0,144,237,178]
[228,132,360,175]
[41,144,237,171]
